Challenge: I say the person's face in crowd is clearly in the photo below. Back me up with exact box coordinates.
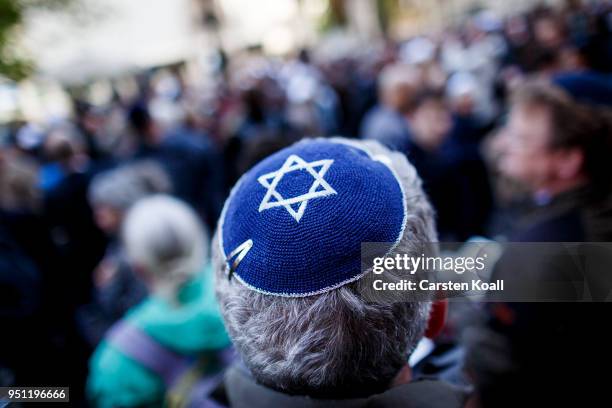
[81,110,105,135]
[384,83,415,113]
[93,205,123,235]
[498,104,583,194]
[410,98,452,152]
[534,17,564,49]
[451,94,475,116]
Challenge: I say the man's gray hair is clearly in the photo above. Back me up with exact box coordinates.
[88,161,171,211]
[213,139,437,397]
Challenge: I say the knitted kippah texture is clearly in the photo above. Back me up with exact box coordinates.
[219,139,406,297]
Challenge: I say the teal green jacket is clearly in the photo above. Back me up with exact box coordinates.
[87,266,231,408]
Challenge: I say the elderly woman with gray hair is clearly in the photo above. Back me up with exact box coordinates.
[78,161,172,345]
[210,138,467,407]
[88,195,231,408]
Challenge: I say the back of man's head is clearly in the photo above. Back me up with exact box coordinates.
[213,138,437,398]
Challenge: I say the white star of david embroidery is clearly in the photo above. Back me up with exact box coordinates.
[258,154,337,222]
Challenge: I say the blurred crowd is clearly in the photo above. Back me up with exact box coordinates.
[1,1,612,406]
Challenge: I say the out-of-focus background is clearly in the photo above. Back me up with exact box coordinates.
[2,0,607,123]
[0,0,610,406]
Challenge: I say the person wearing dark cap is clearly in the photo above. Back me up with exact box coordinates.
[210,138,467,407]
[553,71,612,107]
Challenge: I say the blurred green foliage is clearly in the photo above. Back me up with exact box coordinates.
[376,0,400,35]
[319,0,347,32]
[317,0,399,35]
[0,0,76,81]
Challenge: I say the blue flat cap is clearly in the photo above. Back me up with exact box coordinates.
[219,139,407,297]
[553,72,612,107]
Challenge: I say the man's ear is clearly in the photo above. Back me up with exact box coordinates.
[425,299,448,339]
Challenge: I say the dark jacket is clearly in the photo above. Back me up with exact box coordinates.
[478,186,612,406]
[212,365,468,408]
[492,186,612,302]
[511,186,612,242]
[406,140,492,241]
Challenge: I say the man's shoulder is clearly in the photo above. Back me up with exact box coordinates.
[373,378,468,408]
[514,210,585,242]
[216,364,468,408]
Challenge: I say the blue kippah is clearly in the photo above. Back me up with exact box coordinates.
[219,139,407,297]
